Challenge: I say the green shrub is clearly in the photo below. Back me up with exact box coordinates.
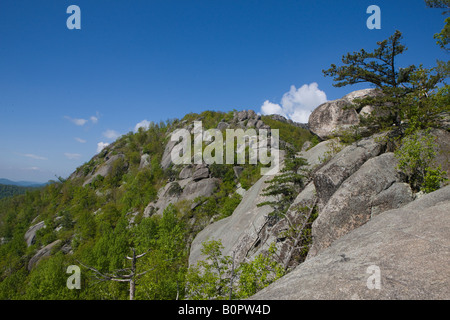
[395,130,448,192]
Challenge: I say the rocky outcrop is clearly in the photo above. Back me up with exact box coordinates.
[139,154,151,170]
[28,240,61,270]
[25,221,45,247]
[430,128,450,180]
[308,89,379,139]
[298,139,342,171]
[251,185,450,300]
[192,165,210,181]
[83,154,127,186]
[189,173,276,267]
[144,177,219,217]
[313,133,387,208]
[370,182,414,217]
[308,153,404,258]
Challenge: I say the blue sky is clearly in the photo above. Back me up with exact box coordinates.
[0,0,447,182]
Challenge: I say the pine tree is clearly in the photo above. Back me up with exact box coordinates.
[258,146,308,222]
[323,30,447,131]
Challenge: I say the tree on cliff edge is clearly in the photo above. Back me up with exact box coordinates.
[323,30,447,132]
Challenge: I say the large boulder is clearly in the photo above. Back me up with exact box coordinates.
[308,100,359,140]
[429,128,450,180]
[313,134,386,209]
[308,153,406,258]
[83,154,126,186]
[161,140,178,170]
[144,178,219,216]
[308,89,379,139]
[370,182,414,217]
[139,154,151,170]
[25,221,45,247]
[251,185,450,300]
[28,240,62,271]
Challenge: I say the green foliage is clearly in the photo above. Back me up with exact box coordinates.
[259,146,308,221]
[186,239,285,300]
[237,244,285,298]
[186,239,233,300]
[323,30,448,132]
[394,130,448,192]
[0,184,31,199]
[261,116,314,152]
[423,166,448,193]
[425,0,450,51]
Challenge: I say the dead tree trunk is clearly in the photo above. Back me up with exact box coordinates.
[283,197,318,271]
[77,247,152,300]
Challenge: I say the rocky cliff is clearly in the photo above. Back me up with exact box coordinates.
[187,89,450,299]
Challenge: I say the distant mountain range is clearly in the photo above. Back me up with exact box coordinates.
[0,178,47,188]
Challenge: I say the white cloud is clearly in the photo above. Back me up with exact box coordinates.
[23,153,47,160]
[65,116,88,126]
[261,101,287,118]
[134,120,151,132]
[25,166,40,171]
[75,137,87,143]
[103,129,120,140]
[64,153,82,160]
[260,83,327,123]
[97,142,110,153]
[90,116,98,124]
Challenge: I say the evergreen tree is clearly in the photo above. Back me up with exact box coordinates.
[323,30,447,131]
[258,146,308,223]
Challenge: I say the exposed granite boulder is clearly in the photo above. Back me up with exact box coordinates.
[251,185,450,300]
[192,165,210,181]
[28,240,62,271]
[181,178,219,202]
[161,140,178,170]
[179,165,193,180]
[308,153,405,258]
[298,139,342,171]
[308,89,379,139]
[308,99,359,140]
[313,134,386,209]
[370,182,414,217]
[144,178,219,216]
[139,154,151,170]
[25,221,45,247]
[217,121,229,131]
[83,154,127,186]
[342,88,380,105]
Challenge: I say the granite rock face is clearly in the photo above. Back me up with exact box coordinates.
[251,185,450,300]
[308,89,379,140]
[28,240,62,271]
[308,153,403,258]
[25,221,46,247]
[313,134,387,209]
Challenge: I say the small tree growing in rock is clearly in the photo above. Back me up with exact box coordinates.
[258,146,308,224]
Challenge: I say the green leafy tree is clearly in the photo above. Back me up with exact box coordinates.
[237,244,285,299]
[186,239,234,300]
[394,129,448,192]
[186,239,285,300]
